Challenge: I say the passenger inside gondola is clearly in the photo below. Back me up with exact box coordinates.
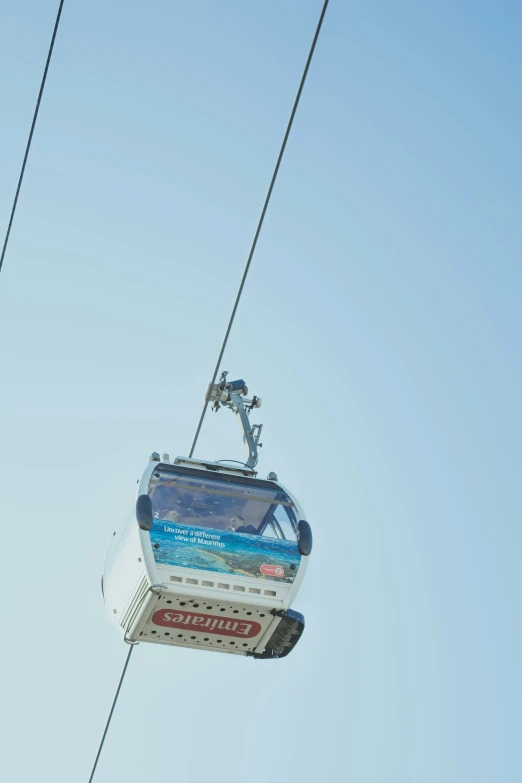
[228,516,258,535]
[228,515,245,531]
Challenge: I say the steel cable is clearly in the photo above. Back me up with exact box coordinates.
[87,2,330,779]
[0,0,65,278]
[189,0,330,457]
[87,645,134,783]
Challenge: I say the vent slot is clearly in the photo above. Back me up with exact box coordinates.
[162,576,279,597]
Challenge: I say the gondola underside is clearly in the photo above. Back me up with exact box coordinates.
[124,588,304,659]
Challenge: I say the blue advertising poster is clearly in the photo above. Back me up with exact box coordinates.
[150,520,301,582]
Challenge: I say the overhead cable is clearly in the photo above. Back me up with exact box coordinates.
[87,2,331,779]
[0,0,66,278]
[189,0,330,457]
[87,645,134,783]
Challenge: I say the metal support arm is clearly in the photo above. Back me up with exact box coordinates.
[205,372,263,469]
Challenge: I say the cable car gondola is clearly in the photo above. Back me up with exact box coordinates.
[102,375,312,658]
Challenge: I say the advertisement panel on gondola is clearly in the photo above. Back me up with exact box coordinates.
[150,520,301,582]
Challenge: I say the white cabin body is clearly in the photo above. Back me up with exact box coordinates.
[103,456,310,658]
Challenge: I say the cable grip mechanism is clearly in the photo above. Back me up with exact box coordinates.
[205,371,263,469]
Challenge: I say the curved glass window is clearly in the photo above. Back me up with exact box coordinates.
[148,468,297,539]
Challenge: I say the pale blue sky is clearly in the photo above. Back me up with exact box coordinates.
[0,2,521,782]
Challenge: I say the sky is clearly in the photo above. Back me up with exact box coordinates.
[0,1,521,781]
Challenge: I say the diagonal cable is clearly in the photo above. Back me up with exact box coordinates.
[0,0,65,277]
[87,3,330,780]
[87,645,134,783]
[189,0,330,457]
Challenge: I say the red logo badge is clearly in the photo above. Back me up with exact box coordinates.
[152,610,262,639]
[260,564,285,577]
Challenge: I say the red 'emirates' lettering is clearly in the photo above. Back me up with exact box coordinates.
[151,609,262,639]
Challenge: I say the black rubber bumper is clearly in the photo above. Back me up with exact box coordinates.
[250,608,305,659]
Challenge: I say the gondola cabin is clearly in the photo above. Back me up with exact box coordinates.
[103,454,311,658]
